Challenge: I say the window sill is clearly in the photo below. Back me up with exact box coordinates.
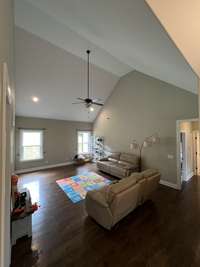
[20,158,44,163]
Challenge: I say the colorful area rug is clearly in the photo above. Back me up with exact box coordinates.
[56,172,111,203]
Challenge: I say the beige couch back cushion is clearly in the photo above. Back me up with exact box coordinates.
[142,173,160,200]
[129,172,143,182]
[108,176,137,203]
[120,153,138,165]
[110,183,139,223]
[108,152,121,162]
[141,169,159,178]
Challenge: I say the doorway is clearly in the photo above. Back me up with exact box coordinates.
[177,119,199,189]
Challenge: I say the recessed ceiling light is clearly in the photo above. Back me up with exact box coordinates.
[32,96,39,102]
[89,106,94,112]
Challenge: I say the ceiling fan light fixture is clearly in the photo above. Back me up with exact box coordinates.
[72,50,104,109]
[89,106,94,112]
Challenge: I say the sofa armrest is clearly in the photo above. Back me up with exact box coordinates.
[99,157,108,161]
[118,161,137,171]
[86,191,109,208]
[85,190,113,230]
[125,165,136,171]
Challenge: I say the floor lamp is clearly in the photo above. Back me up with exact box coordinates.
[130,133,160,172]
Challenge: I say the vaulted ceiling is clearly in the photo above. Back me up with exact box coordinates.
[15,27,118,122]
[15,0,198,122]
[146,0,200,78]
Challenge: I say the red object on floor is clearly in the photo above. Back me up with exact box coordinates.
[12,207,25,216]
[31,203,39,212]
[11,174,19,186]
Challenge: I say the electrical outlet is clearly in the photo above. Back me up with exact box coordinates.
[167,154,174,159]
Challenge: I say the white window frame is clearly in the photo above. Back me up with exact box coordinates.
[77,130,92,155]
[19,129,44,162]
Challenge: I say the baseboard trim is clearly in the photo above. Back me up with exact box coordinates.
[184,172,194,182]
[15,161,74,174]
[159,180,179,190]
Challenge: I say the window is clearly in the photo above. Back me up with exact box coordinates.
[20,129,44,161]
[77,131,92,154]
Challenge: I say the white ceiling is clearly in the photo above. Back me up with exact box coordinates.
[15,27,118,122]
[14,0,198,122]
[15,0,131,77]
[146,0,200,78]
[15,0,198,93]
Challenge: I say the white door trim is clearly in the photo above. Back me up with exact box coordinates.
[192,130,200,175]
[176,118,199,190]
[0,62,8,267]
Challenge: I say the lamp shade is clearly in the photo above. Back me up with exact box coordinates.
[143,141,148,148]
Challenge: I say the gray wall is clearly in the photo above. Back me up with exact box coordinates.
[15,116,92,171]
[94,70,198,184]
[0,0,14,266]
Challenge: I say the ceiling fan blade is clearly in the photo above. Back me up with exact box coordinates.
[72,102,85,104]
[77,97,85,101]
[92,98,103,102]
[92,102,104,106]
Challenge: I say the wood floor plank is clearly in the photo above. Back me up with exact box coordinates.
[11,163,200,267]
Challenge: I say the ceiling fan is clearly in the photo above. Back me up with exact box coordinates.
[72,50,104,111]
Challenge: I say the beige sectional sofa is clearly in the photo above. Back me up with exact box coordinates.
[97,152,139,179]
[85,169,160,229]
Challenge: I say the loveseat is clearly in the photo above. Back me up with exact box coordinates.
[85,169,160,229]
[97,152,139,179]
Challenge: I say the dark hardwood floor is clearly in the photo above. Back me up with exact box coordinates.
[11,163,200,267]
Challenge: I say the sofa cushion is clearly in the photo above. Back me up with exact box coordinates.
[96,185,111,202]
[108,152,121,161]
[118,161,135,170]
[141,169,159,178]
[97,161,109,168]
[108,175,137,203]
[97,161,111,172]
[120,153,138,166]
[98,161,119,168]
[97,160,120,173]
[129,172,143,182]
[109,164,128,178]
[86,190,109,208]
[108,157,118,163]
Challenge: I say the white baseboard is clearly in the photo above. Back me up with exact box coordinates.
[159,179,179,190]
[184,172,194,182]
[15,161,74,174]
